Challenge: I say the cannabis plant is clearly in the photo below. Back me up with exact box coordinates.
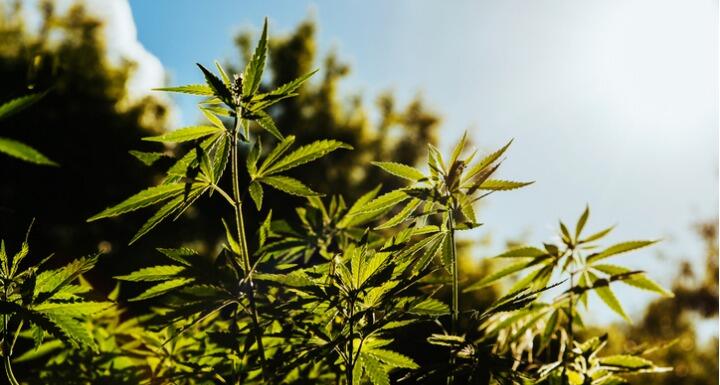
[1,17,675,385]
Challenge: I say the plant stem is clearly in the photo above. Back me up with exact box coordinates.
[4,356,18,385]
[229,121,268,381]
[561,270,575,385]
[346,295,355,385]
[447,209,459,385]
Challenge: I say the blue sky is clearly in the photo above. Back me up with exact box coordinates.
[125,0,718,324]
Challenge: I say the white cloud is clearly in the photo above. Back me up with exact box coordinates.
[21,0,168,100]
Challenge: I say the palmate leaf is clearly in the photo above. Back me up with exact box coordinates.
[142,125,223,143]
[164,133,224,182]
[115,265,186,282]
[587,240,658,263]
[262,139,352,175]
[243,18,268,97]
[153,84,213,96]
[348,190,410,217]
[34,255,100,302]
[41,312,96,350]
[374,198,421,230]
[371,161,425,181]
[0,137,57,166]
[87,183,191,221]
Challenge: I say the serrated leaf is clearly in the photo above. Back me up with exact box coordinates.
[0,137,57,166]
[587,240,658,263]
[197,63,234,105]
[593,278,631,323]
[592,264,672,297]
[129,278,195,301]
[600,355,654,370]
[157,248,196,267]
[143,125,223,143]
[580,226,614,243]
[254,271,314,287]
[348,190,410,217]
[254,110,283,140]
[153,84,213,96]
[248,181,264,210]
[243,18,268,96]
[371,161,425,181]
[478,179,533,191]
[361,353,390,385]
[463,139,513,183]
[258,135,295,174]
[129,185,208,244]
[409,297,449,316]
[115,265,186,282]
[449,131,468,166]
[493,246,548,259]
[34,301,112,317]
[365,348,418,369]
[259,176,320,196]
[263,139,352,175]
[251,70,318,111]
[87,183,188,221]
[464,260,534,292]
[42,312,96,350]
[129,150,166,166]
[374,198,421,230]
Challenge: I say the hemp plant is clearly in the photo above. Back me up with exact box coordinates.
[86,18,351,382]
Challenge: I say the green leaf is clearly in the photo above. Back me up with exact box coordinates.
[35,255,99,302]
[254,110,283,140]
[374,198,421,230]
[575,205,590,239]
[243,18,268,96]
[347,190,410,217]
[87,183,188,221]
[129,184,208,244]
[129,277,195,301]
[246,138,261,178]
[42,312,96,350]
[478,179,533,191]
[257,135,295,174]
[464,260,534,292]
[129,150,166,166]
[580,226,615,243]
[360,353,390,385]
[0,92,46,121]
[449,131,468,166]
[587,240,658,263]
[600,355,654,370]
[592,264,672,297]
[248,181,264,210]
[259,176,320,196]
[254,271,314,287]
[197,63,233,105]
[153,84,213,96]
[0,137,57,166]
[263,139,352,175]
[214,60,231,86]
[157,248,196,267]
[493,246,547,259]
[251,70,318,111]
[592,274,631,323]
[142,125,223,143]
[115,265,186,282]
[365,348,418,369]
[34,301,112,317]
[409,297,449,316]
[463,139,513,182]
[371,161,425,181]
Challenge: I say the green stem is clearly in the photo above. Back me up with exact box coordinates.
[562,271,575,385]
[346,296,355,385]
[230,122,269,381]
[4,356,18,385]
[447,210,459,385]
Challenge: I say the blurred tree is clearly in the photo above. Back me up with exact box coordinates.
[0,0,170,290]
